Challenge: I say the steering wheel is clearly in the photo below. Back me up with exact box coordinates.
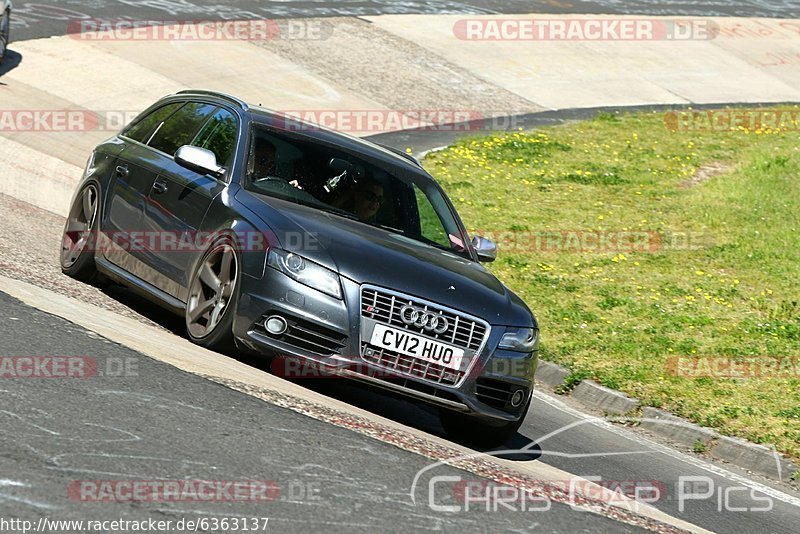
[253,176,293,194]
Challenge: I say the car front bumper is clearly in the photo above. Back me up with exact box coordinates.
[233,268,537,423]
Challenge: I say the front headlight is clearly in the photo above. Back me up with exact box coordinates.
[498,327,538,353]
[267,249,342,299]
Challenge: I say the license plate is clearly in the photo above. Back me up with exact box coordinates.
[369,323,465,371]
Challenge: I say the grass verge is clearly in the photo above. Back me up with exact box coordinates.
[423,108,800,461]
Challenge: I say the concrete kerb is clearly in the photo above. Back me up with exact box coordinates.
[572,380,641,416]
[640,407,717,450]
[536,362,799,483]
[534,360,571,389]
[712,436,799,482]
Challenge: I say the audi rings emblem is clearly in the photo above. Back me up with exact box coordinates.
[399,305,449,334]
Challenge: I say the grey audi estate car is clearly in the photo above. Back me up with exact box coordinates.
[60,90,539,446]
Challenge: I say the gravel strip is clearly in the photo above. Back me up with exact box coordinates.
[0,193,168,330]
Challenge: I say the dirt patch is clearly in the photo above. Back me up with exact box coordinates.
[681,162,732,188]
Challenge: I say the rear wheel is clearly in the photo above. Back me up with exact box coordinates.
[439,399,530,449]
[185,240,240,351]
[60,183,100,281]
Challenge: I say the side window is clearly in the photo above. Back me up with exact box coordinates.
[148,102,217,156]
[123,102,182,144]
[247,130,304,182]
[413,184,450,248]
[192,108,238,169]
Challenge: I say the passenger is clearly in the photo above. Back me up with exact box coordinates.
[334,178,384,222]
[352,179,384,221]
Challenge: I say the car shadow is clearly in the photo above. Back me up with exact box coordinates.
[98,281,186,336]
[0,50,22,79]
[289,377,542,461]
[94,279,541,461]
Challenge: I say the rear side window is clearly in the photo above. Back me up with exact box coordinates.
[148,102,217,156]
[192,108,238,169]
[123,102,182,144]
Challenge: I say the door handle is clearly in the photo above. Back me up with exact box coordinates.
[152,180,169,195]
[115,165,129,178]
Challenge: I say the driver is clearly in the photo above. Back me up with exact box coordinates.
[252,139,277,179]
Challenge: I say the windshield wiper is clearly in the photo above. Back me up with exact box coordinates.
[318,208,406,236]
[376,223,405,234]
[318,207,360,221]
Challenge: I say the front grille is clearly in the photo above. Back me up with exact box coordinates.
[254,313,347,355]
[476,377,517,409]
[360,287,489,387]
[361,288,487,351]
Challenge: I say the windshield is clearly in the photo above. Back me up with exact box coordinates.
[243,125,471,258]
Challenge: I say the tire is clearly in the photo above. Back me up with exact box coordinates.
[439,399,530,449]
[60,183,100,282]
[0,10,9,63]
[185,239,240,351]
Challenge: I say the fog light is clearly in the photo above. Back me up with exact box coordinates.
[265,315,288,335]
[510,389,526,407]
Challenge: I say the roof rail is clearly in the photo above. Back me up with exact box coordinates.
[175,89,249,111]
[379,144,423,168]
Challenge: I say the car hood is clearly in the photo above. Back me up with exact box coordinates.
[237,191,534,326]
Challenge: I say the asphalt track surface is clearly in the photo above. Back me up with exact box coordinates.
[8,0,800,41]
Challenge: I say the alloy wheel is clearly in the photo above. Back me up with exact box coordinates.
[61,184,99,268]
[186,244,239,339]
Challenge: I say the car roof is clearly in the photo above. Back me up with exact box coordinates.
[247,106,426,173]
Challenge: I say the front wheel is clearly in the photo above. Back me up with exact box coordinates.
[439,400,530,449]
[185,240,240,351]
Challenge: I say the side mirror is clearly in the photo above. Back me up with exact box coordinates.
[175,145,225,178]
[472,235,497,262]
